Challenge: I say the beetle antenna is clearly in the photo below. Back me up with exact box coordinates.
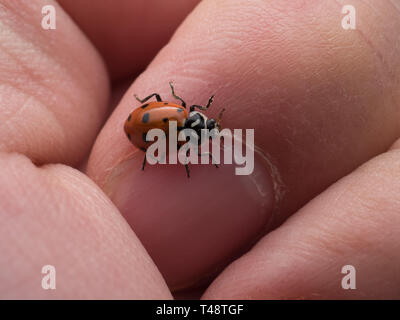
[169,81,186,108]
[217,108,226,123]
[216,108,226,130]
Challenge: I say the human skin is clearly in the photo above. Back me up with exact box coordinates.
[0,0,399,299]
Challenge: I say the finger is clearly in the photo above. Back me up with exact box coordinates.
[0,0,109,165]
[203,142,400,299]
[87,0,400,290]
[58,0,201,80]
[0,152,171,299]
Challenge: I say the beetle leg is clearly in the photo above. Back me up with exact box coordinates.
[169,82,187,108]
[178,143,191,178]
[184,164,190,178]
[189,94,214,112]
[134,93,162,103]
[142,153,147,171]
[199,151,219,168]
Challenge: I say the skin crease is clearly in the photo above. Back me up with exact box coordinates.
[0,0,399,299]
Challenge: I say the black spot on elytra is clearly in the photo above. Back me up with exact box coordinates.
[142,132,147,142]
[141,103,149,109]
[177,108,183,113]
[162,118,168,123]
[127,114,131,121]
[164,102,168,105]
[142,113,150,123]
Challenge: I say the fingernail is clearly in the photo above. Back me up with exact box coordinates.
[104,147,277,290]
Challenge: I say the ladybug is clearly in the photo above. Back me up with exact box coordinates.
[124,82,225,178]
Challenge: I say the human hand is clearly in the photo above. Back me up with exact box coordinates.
[1,0,399,299]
